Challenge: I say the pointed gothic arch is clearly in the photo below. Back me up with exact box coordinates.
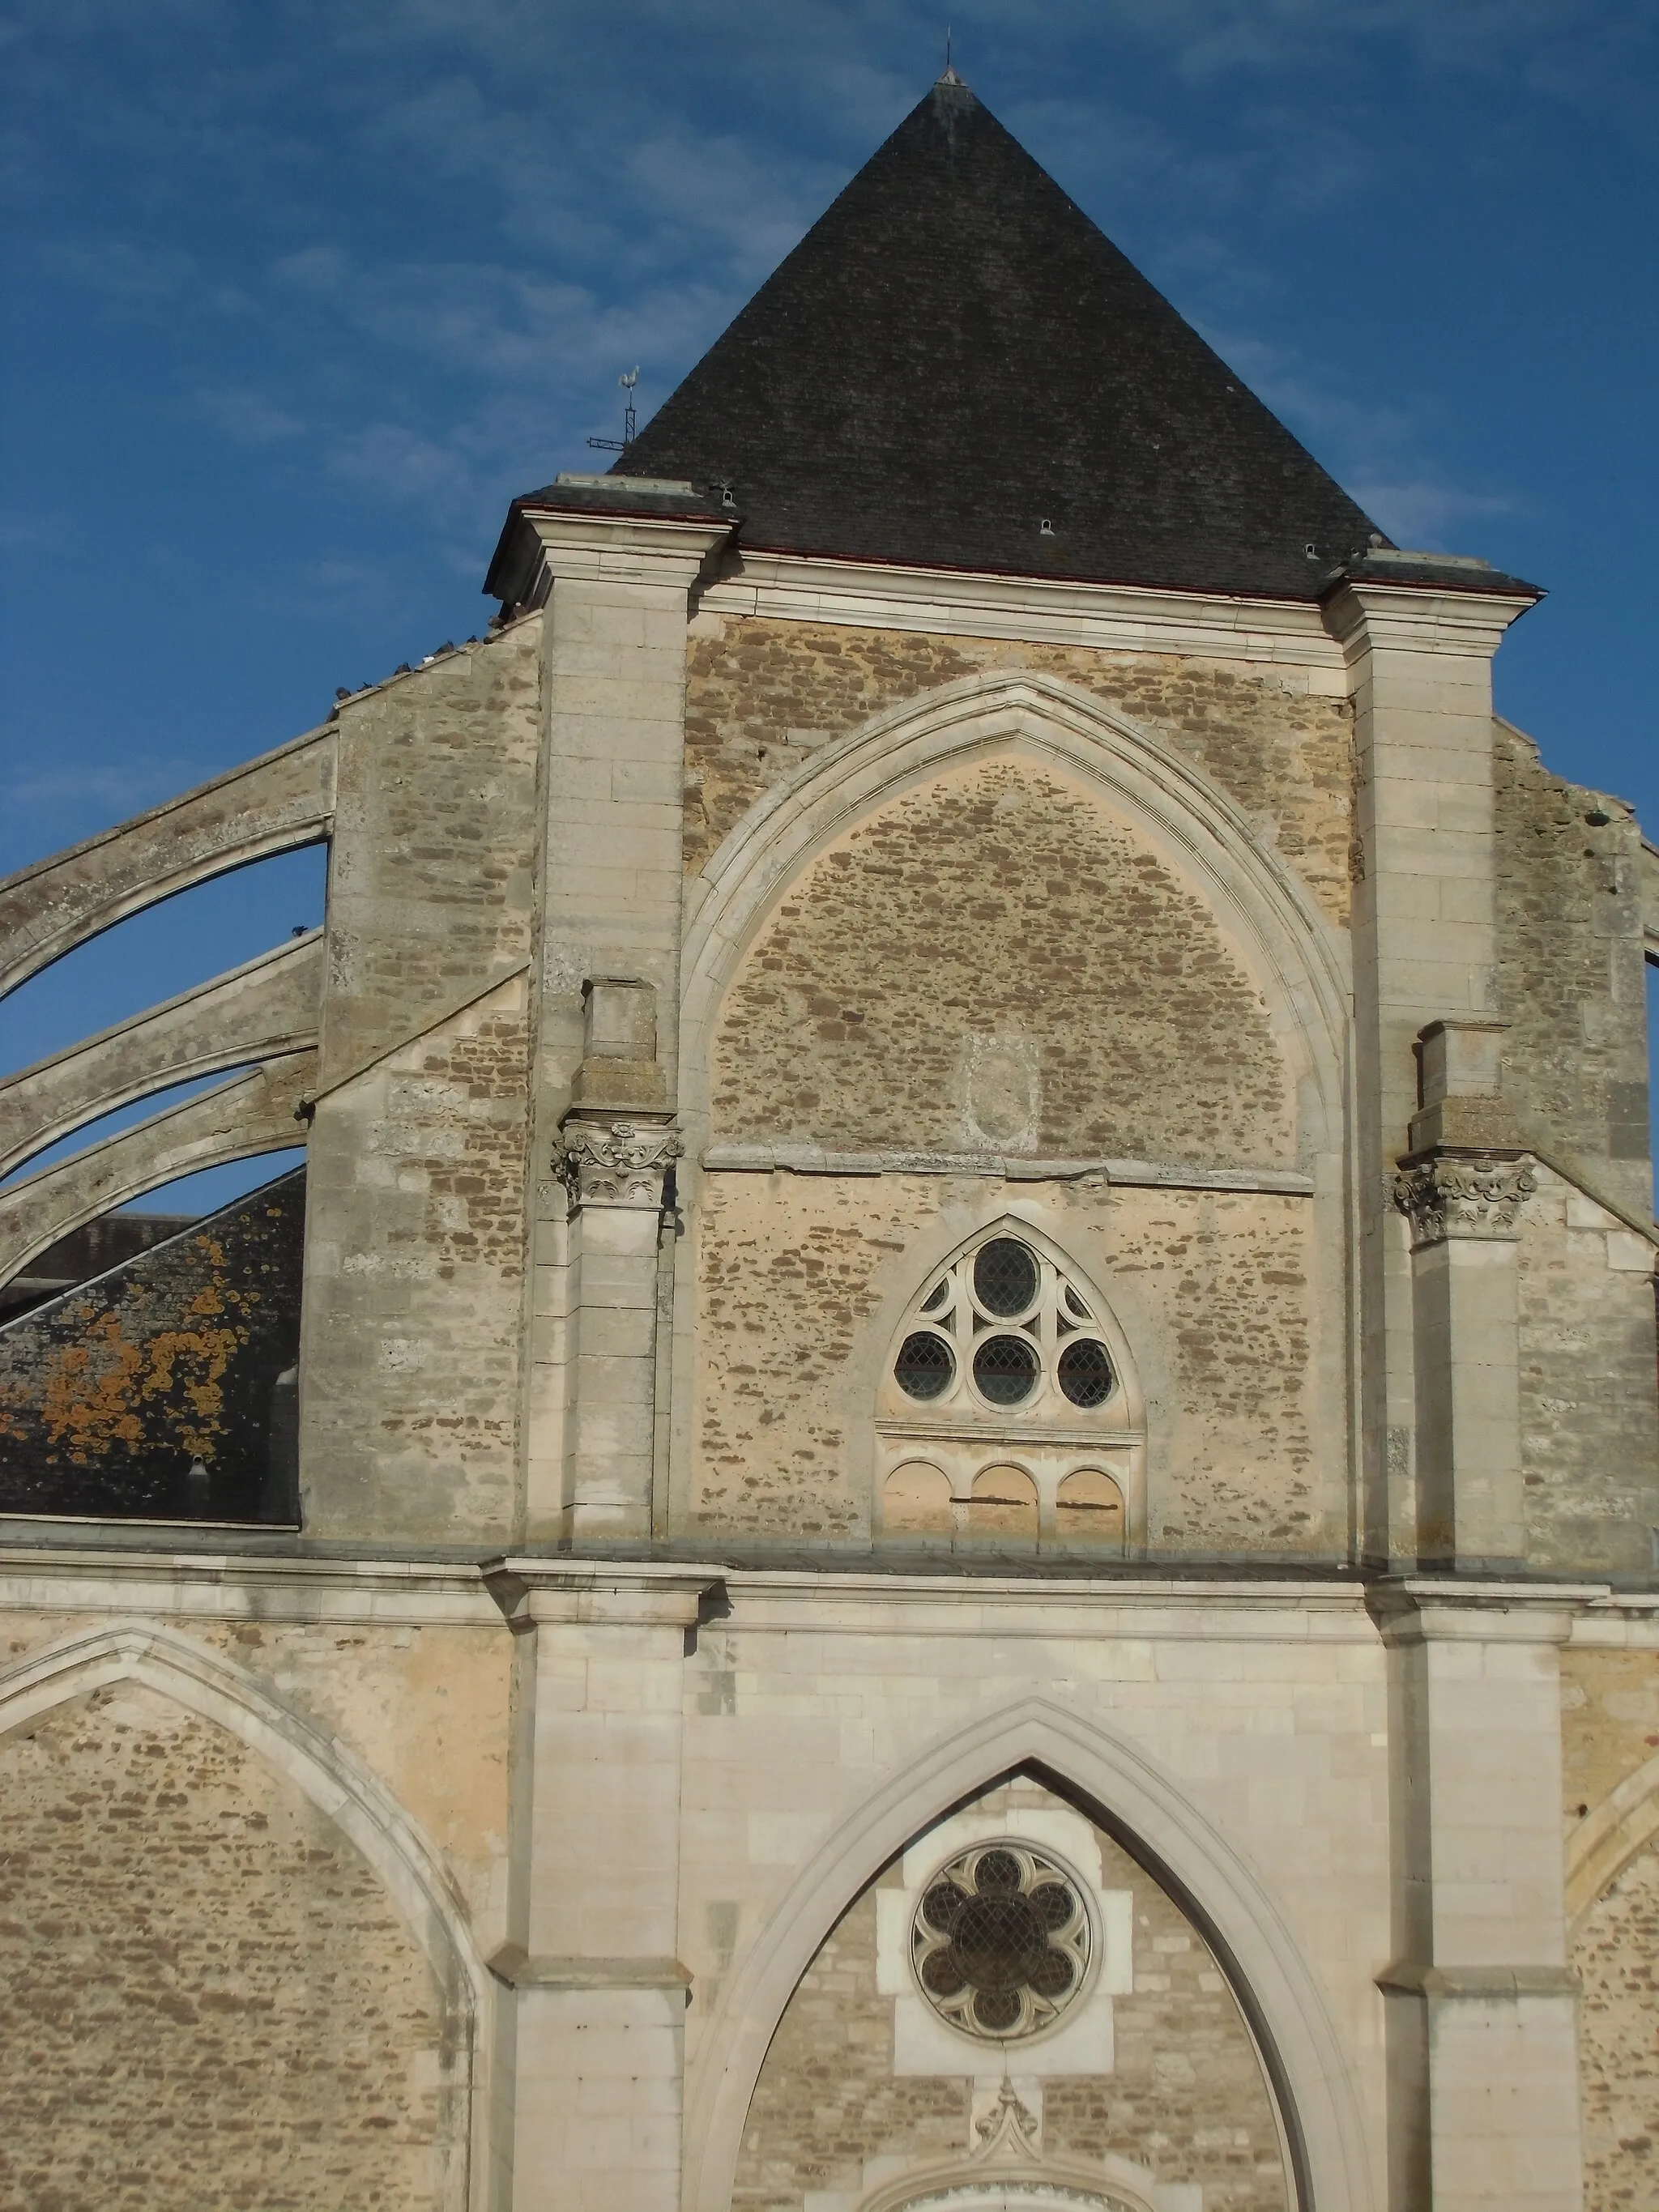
[681,1694,1376,2212]
[678,667,1351,1174]
[0,1617,495,2211]
[1566,1745,1659,1934]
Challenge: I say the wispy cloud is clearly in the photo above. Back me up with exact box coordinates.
[1199,323,1521,554]
[0,512,70,554]
[191,386,305,445]
[1350,479,1522,552]
[1,757,196,823]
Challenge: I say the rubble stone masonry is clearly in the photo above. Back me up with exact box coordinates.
[710,757,1294,1166]
[684,616,1356,927]
[0,1681,453,2212]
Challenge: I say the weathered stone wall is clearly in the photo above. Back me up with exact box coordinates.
[684,615,1354,927]
[1561,1643,1659,2207]
[0,1171,303,1524]
[1494,719,1651,1218]
[689,1173,1326,1555]
[1573,1836,1659,2212]
[0,1604,513,1952]
[0,1681,457,2212]
[1517,1168,1659,1576]
[293,616,541,1545]
[710,757,1294,1167]
[321,620,539,1080]
[1561,1644,1659,1842]
[300,976,531,1542]
[732,1777,1288,2212]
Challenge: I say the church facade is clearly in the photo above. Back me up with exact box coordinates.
[1,74,1657,2212]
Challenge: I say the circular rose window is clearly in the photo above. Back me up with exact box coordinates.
[911,1841,1092,2040]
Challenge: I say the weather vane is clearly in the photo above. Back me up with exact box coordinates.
[586,367,640,455]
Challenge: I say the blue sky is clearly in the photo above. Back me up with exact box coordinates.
[2,0,1657,1214]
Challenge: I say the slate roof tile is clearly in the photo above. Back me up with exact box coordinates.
[492,76,1541,607]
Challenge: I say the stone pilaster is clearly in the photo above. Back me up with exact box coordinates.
[488,1562,718,2212]
[516,491,731,1541]
[1392,1017,1534,1571]
[1375,1584,1589,2212]
[552,1111,682,1539]
[1324,565,1537,1567]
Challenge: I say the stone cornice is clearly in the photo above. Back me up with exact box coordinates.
[1375,1961,1578,2000]
[698,549,1348,681]
[486,1558,722,1630]
[1321,578,1536,663]
[522,509,732,591]
[1369,1576,1605,1645]
[0,1547,502,1627]
[0,1551,1635,1640]
[486,1944,693,1991]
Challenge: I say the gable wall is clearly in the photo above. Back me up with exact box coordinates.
[685,615,1356,931]
[296,620,541,1543]
[1495,723,1659,1574]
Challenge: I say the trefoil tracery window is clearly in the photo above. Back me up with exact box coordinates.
[876,1228,1144,1551]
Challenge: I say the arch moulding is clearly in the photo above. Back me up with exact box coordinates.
[681,1693,1377,2212]
[677,668,1352,1170]
[1566,1745,1659,1934]
[0,1616,494,2212]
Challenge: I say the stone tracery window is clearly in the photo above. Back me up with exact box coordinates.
[876,1230,1143,1550]
[893,1234,1117,1416]
[911,1840,1093,2040]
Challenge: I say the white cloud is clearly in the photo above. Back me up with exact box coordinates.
[191,387,305,445]
[1,758,196,821]
[1350,479,1521,553]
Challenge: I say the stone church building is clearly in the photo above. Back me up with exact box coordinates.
[2,71,1657,2212]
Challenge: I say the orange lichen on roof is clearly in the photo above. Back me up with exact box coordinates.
[32,1255,262,1464]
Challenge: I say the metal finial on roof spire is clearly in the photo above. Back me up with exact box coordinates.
[940,24,962,83]
[586,367,641,455]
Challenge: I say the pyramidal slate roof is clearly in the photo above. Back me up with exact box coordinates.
[603,74,1388,601]
[493,78,1542,607]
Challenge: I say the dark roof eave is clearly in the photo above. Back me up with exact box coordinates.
[483,501,539,606]
[734,535,1332,607]
[1319,556,1545,604]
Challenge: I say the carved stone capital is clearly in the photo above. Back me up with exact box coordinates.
[1392,1152,1536,1247]
[555,1117,683,1209]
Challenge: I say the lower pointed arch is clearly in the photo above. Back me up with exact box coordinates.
[0,1617,493,2210]
[684,1694,1375,2212]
